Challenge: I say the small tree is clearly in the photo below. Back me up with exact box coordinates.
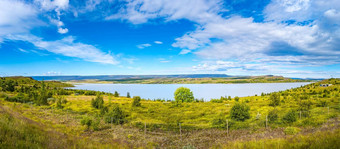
[174,87,194,103]
[127,92,131,98]
[91,94,104,109]
[132,96,141,107]
[269,92,280,107]
[268,109,279,123]
[230,102,250,121]
[81,116,93,130]
[234,96,239,102]
[104,105,127,125]
[282,110,297,124]
[114,91,119,97]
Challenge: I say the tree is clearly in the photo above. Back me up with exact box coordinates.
[37,81,48,105]
[174,87,194,103]
[104,105,127,125]
[132,96,141,107]
[269,92,280,107]
[230,102,250,121]
[282,110,297,124]
[234,96,239,102]
[91,94,104,109]
[114,91,119,97]
[127,92,131,98]
[268,109,279,123]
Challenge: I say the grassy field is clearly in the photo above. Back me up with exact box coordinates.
[0,77,339,148]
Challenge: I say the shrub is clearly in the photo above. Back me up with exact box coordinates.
[174,87,194,103]
[284,127,301,135]
[127,92,131,98]
[91,94,104,109]
[132,96,141,107]
[282,110,297,124]
[104,105,127,125]
[210,99,223,103]
[234,96,240,102]
[80,116,93,130]
[230,102,250,121]
[114,91,119,97]
[269,92,280,107]
[268,109,279,123]
[56,98,63,109]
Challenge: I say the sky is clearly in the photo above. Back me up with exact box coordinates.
[0,0,340,78]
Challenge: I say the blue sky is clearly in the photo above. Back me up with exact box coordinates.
[0,0,340,78]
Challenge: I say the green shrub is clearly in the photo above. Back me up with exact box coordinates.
[268,109,279,123]
[211,117,226,128]
[80,116,93,130]
[230,102,250,121]
[269,92,280,107]
[91,94,104,109]
[210,99,223,103]
[234,96,239,102]
[284,127,300,135]
[132,96,141,107]
[114,91,119,97]
[282,110,297,124]
[104,105,127,125]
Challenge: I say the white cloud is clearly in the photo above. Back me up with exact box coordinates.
[8,35,118,65]
[44,71,62,76]
[106,0,224,24]
[137,43,152,49]
[18,48,29,53]
[154,41,163,44]
[0,0,41,42]
[58,27,69,34]
[179,49,191,55]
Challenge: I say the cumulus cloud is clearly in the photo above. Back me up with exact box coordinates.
[154,41,163,44]
[58,27,69,34]
[8,35,118,64]
[137,43,152,49]
[0,0,41,42]
[106,0,224,24]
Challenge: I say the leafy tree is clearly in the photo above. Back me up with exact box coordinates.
[104,105,127,125]
[114,91,119,97]
[282,110,297,124]
[234,96,239,102]
[268,109,279,123]
[132,96,141,107]
[230,102,250,121]
[174,87,194,103]
[37,81,48,105]
[127,92,131,98]
[269,92,280,107]
[91,94,104,109]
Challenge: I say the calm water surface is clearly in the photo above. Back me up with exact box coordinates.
[69,82,311,101]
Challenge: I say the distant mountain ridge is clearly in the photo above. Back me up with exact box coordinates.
[31,74,232,81]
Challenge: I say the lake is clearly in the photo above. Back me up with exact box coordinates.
[68,82,311,101]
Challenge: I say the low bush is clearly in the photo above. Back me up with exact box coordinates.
[284,127,301,135]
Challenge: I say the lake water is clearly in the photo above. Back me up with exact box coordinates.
[68,82,311,101]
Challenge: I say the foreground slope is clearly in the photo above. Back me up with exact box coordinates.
[0,77,339,148]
